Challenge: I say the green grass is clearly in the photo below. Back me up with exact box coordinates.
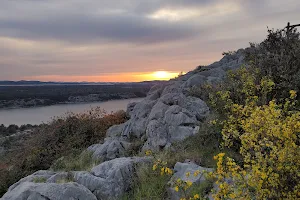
[56,172,75,184]
[189,179,215,200]
[123,164,170,200]
[50,151,101,172]
[32,177,47,183]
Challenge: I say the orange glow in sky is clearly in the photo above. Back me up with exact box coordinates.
[23,71,182,82]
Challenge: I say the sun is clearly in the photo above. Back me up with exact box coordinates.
[153,71,169,79]
[151,71,182,80]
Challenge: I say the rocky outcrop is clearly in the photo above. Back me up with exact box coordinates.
[87,49,245,160]
[1,157,151,200]
[1,182,97,200]
[1,50,245,200]
[74,157,151,199]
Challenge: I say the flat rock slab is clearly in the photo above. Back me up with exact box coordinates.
[1,182,97,200]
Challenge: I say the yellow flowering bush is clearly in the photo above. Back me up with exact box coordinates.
[212,96,300,199]
[208,66,275,116]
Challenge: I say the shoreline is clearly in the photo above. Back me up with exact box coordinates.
[0,96,145,111]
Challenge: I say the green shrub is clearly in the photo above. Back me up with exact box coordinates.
[0,108,127,197]
[212,96,300,199]
[245,27,300,100]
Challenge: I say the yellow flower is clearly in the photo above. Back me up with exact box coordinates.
[160,167,165,175]
[186,180,193,187]
[193,194,200,199]
[152,164,157,171]
[194,170,200,177]
[186,172,191,177]
[174,186,179,192]
[165,167,173,175]
[145,150,152,156]
[290,90,297,99]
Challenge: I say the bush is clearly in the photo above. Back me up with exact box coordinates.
[212,96,300,199]
[0,108,127,197]
[245,27,300,100]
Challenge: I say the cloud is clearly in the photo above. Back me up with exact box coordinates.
[0,12,199,44]
[0,0,299,81]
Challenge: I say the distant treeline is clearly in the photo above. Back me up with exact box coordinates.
[0,124,37,137]
[0,82,160,109]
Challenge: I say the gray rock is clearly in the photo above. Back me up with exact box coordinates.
[148,101,169,121]
[1,182,97,200]
[74,157,152,199]
[161,82,184,96]
[168,162,213,200]
[198,67,226,78]
[144,120,168,150]
[7,170,56,192]
[184,74,206,88]
[172,162,213,183]
[164,105,197,126]
[86,50,242,157]
[87,138,132,161]
[106,123,126,138]
[126,102,137,118]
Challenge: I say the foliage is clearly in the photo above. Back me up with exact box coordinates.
[55,172,75,184]
[50,151,100,172]
[245,27,300,100]
[189,179,214,200]
[0,124,36,137]
[32,177,47,183]
[123,163,170,200]
[0,108,126,197]
[17,108,126,173]
[211,96,300,199]
[125,151,205,200]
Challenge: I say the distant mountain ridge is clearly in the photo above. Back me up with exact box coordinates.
[0,80,165,86]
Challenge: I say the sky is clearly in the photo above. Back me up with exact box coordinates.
[0,0,299,82]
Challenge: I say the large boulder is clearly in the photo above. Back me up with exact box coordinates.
[168,162,214,200]
[87,137,132,161]
[74,157,152,199]
[172,162,213,183]
[1,182,97,200]
[84,50,243,159]
[1,157,152,200]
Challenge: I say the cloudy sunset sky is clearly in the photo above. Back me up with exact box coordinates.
[0,0,299,82]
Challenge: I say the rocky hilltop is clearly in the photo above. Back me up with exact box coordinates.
[1,50,245,200]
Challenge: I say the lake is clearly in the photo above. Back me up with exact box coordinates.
[0,98,143,126]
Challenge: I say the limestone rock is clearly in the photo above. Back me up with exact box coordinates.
[168,162,213,200]
[74,157,152,199]
[87,138,132,161]
[1,182,97,200]
[126,102,137,118]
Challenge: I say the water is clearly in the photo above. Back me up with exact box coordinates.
[0,98,143,126]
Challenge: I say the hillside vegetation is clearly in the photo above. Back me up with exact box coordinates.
[1,26,300,199]
[124,27,300,199]
[0,108,127,196]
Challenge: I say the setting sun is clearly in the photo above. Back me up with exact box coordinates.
[152,71,179,80]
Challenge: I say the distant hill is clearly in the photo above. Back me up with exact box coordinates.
[0,80,165,86]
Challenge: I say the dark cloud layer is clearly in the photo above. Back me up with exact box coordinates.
[0,13,199,44]
[0,0,299,81]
